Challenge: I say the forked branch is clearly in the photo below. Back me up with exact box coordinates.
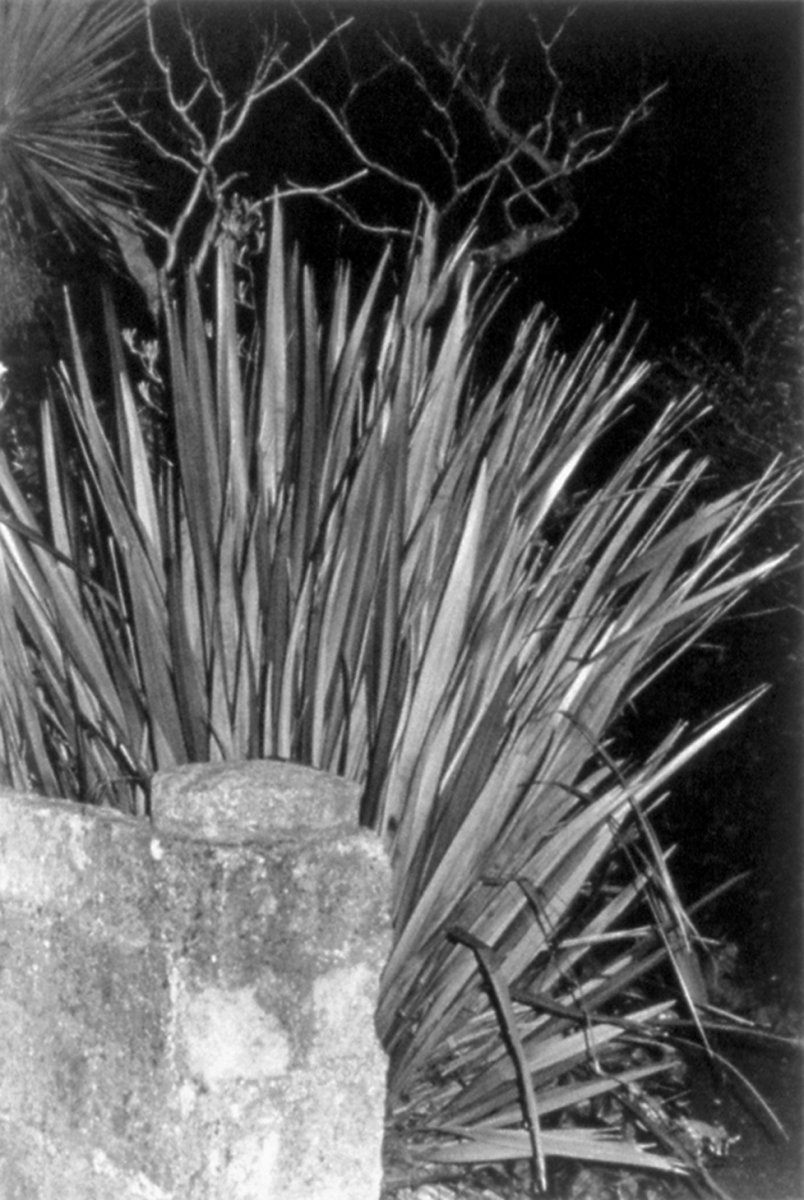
[123,1,359,276]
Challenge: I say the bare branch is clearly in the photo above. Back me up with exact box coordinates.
[121,2,663,292]
[218,18,353,154]
[340,10,576,258]
[290,71,432,215]
[119,107,197,176]
[273,170,370,203]
[289,188,416,245]
[125,4,358,277]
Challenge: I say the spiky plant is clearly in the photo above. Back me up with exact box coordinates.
[0,207,791,1193]
[0,0,139,242]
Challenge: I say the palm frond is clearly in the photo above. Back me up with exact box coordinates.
[0,0,140,239]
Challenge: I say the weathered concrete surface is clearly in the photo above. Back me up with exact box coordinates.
[0,762,390,1199]
[151,759,361,844]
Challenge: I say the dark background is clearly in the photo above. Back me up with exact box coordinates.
[508,1,802,347]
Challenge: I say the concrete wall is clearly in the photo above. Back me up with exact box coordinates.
[0,760,390,1200]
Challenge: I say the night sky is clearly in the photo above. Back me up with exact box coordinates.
[466,1,803,351]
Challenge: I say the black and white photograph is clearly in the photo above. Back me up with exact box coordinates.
[0,2,801,1197]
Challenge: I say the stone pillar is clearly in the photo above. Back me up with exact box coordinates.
[0,760,390,1200]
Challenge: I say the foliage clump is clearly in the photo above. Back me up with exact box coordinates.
[0,214,51,337]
